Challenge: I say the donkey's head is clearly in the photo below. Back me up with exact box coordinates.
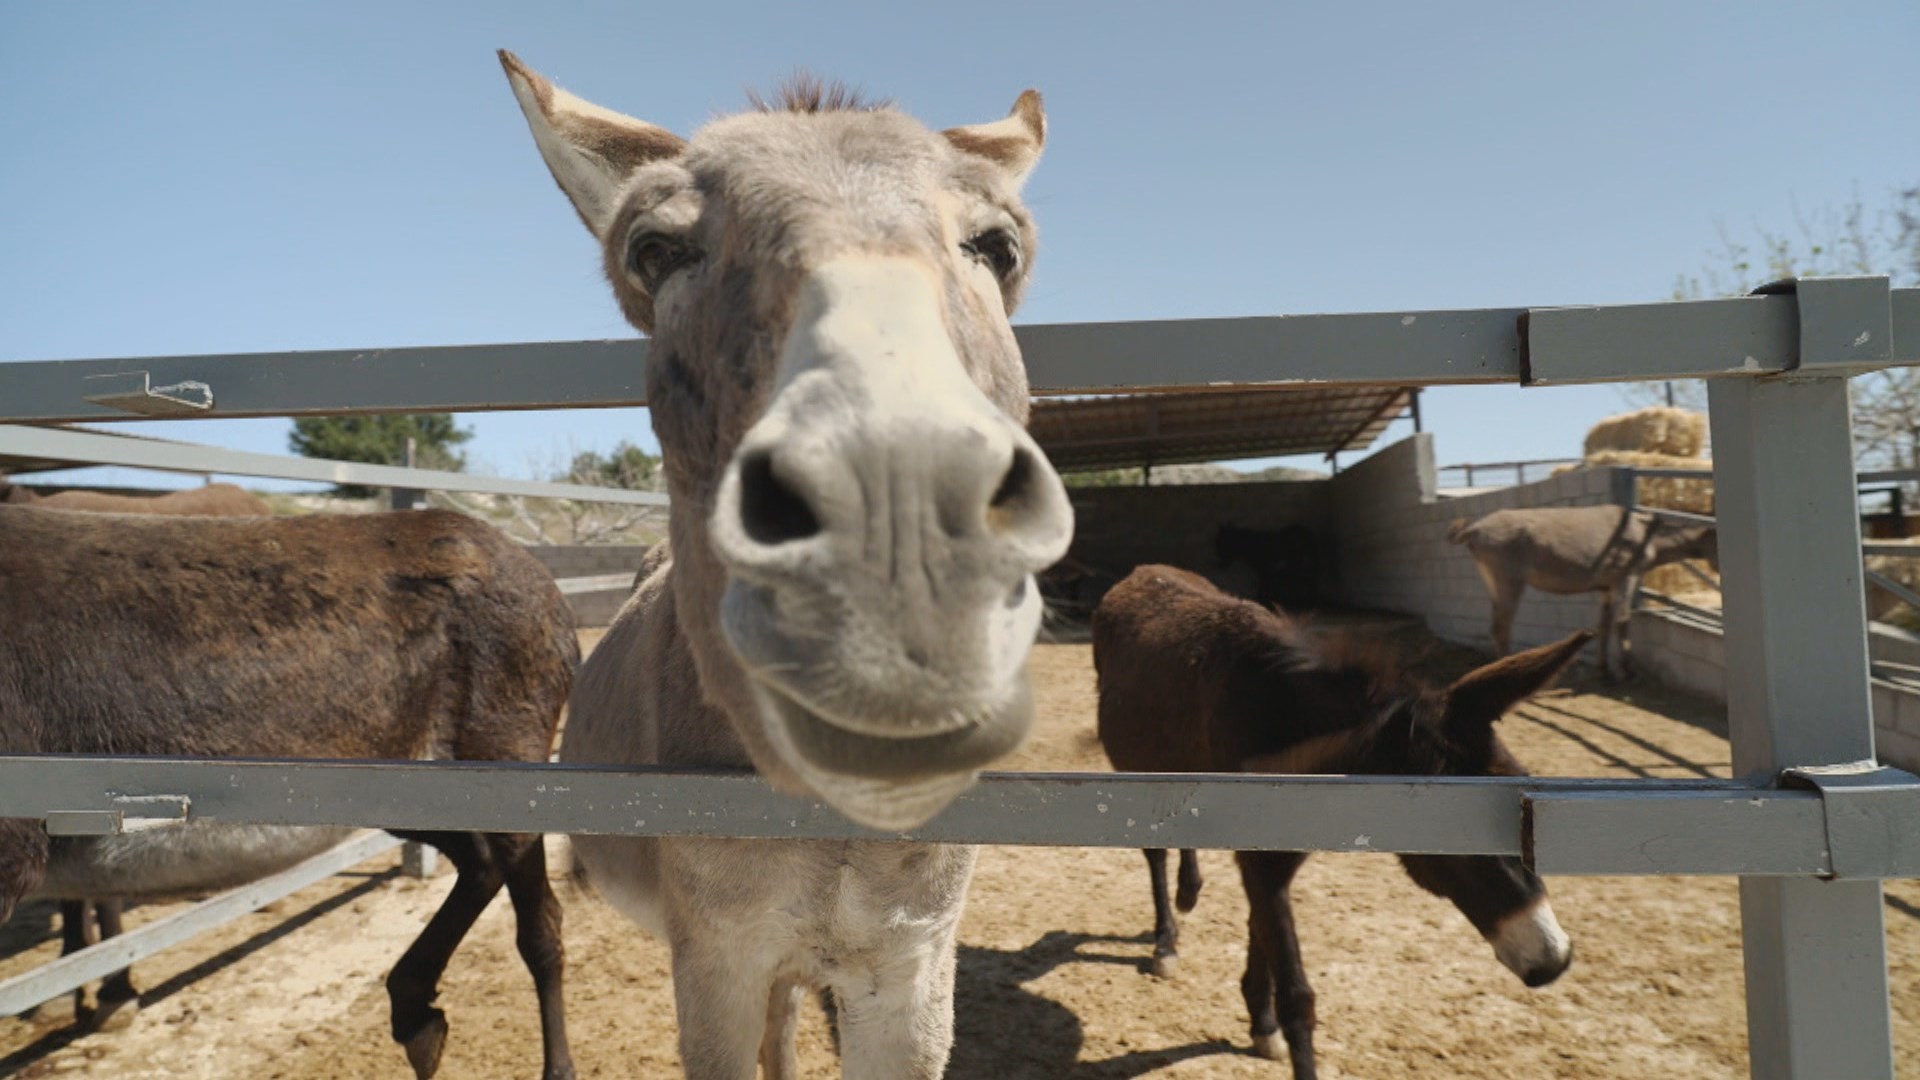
[1260,630,1589,987]
[1397,632,1587,987]
[501,54,1073,828]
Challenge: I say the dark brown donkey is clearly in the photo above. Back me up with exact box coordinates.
[1094,565,1584,1078]
[1,479,275,1031]
[0,505,579,1080]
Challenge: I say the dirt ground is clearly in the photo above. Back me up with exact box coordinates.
[7,629,1920,1079]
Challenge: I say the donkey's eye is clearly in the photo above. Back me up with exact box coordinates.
[961,228,1021,282]
[626,232,703,292]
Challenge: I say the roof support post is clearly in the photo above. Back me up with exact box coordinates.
[1710,276,1894,1080]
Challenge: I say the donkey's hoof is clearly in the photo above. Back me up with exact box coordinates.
[1251,1031,1284,1060]
[91,995,140,1033]
[402,1010,449,1080]
[1175,883,1201,913]
[1149,952,1179,978]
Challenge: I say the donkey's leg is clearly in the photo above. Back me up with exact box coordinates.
[1238,852,1316,1078]
[1595,589,1620,682]
[30,900,94,1025]
[1175,849,1203,913]
[90,900,140,1032]
[833,921,961,1080]
[1615,573,1643,675]
[759,977,804,1080]
[670,938,775,1080]
[1143,848,1180,976]
[492,833,575,1080]
[384,831,506,1080]
[1479,563,1524,656]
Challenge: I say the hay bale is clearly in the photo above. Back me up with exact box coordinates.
[1583,406,1708,458]
[1644,561,1717,599]
[1582,450,1715,515]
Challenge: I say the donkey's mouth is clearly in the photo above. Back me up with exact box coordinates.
[757,677,1033,783]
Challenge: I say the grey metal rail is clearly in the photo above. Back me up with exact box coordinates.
[1,288,1915,424]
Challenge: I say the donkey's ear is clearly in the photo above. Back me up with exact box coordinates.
[498,50,686,239]
[943,90,1046,187]
[1443,631,1592,734]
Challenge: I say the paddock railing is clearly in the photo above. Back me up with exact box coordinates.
[3,277,1918,1079]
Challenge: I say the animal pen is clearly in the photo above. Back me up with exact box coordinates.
[0,276,1915,1079]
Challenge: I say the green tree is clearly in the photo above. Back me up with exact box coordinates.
[1630,187,1920,473]
[288,414,472,496]
[562,440,660,490]
[1062,466,1146,488]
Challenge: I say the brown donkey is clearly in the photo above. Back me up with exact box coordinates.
[0,506,579,1080]
[1449,504,1717,679]
[500,53,1074,1078]
[1,480,273,1030]
[1094,565,1583,1078]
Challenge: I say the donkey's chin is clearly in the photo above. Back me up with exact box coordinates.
[747,679,1033,830]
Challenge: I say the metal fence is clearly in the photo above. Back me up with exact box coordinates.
[3,277,1918,1078]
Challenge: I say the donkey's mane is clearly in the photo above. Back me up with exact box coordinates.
[746,72,889,114]
[1246,603,1405,685]
[1242,602,1428,726]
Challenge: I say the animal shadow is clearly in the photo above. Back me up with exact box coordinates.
[946,929,1246,1079]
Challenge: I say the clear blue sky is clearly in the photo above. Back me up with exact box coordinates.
[4,2,1916,490]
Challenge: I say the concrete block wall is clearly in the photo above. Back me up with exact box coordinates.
[1328,434,1619,652]
[1629,608,1920,772]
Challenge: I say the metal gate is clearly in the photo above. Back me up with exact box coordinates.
[1,275,1915,1079]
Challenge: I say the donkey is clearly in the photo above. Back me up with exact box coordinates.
[0,480,271,516]
[0,479,273,1028]
[1094,565,1583,1078]
[1216,522,1323,611]
[0,505,580,1080]
[499,52,1074,1078]
[1449,504,1717,679]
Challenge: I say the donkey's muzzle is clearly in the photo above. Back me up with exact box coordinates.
[707,257,1072,822]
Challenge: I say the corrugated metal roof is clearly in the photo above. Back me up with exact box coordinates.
[1030,386,1412,472]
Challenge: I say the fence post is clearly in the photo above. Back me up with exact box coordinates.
[1710,345,1891,1073]
[1608,468,1637,510]
[388,437,422,512]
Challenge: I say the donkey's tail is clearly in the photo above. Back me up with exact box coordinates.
[1447,517,1473,544]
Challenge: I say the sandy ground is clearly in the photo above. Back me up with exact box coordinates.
[6,630,1920,1079]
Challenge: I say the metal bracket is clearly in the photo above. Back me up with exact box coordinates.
[1780,761,1920,880]
[43,794,192,837]
[82,371,214,416]
[1753,276,1894,374]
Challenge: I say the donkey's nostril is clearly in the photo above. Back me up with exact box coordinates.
[739,451,822,546]
[987,447,1039,533]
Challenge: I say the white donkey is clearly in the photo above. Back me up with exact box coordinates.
[499,53,1073,1078]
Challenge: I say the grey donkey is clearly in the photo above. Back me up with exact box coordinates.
[1449,504,1717,679]
[499,51,1074,1079]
